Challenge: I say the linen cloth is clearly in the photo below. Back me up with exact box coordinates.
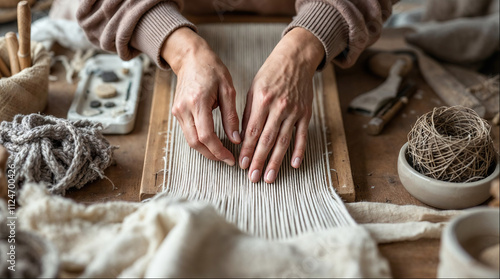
[16,183,460,278]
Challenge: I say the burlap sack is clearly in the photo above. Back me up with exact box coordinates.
[0,38,50,122]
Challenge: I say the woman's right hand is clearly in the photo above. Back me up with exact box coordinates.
[161,27,240,166]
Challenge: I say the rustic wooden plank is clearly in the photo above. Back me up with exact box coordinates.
[139,69,171,200]
[323,63,356,202]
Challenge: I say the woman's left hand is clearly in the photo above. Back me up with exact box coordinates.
[239,27,325,183]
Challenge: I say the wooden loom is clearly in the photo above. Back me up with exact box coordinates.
[140,21,355,203]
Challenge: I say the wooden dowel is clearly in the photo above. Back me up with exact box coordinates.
[0,57,11,77]
[17,1,31,70]
[5,32,20,75]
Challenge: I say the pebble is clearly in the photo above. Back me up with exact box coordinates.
[90,100,101,108]
[95,84,117,98]
[100,71,119,82]
[104,101,116,108]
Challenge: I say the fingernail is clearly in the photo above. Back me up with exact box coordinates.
[241,157,250,169]
[266,169,276,183]
[292,157,301,168]
[223,158,235,166]
[250,169,260,182]
[233,131,241,143]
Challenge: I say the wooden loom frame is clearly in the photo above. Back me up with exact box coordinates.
[140,18,355,202]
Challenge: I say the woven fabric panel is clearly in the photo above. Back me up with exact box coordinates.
[162,23,354,239]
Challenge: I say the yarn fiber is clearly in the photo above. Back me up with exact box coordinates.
[407,106,497,183]
[0,114,115,195]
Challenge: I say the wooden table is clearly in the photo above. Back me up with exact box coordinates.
[44,27,499,278]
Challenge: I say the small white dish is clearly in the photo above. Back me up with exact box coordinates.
[438,208,499,278]
[398,142,499,209]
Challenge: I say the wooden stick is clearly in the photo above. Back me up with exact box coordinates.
[5,32,20,75]
[17,1,31,70]
[0,57,11,77]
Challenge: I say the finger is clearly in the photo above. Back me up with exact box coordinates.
[248,114,283,183]
[178,116,218,161]
[263,119,295,183]
[239,99,267,170]
[241,90,253,141]
[194,107,236,166]
[219,84,241,144]
[291,116,310,168]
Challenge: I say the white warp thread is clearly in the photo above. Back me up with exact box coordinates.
[161,24,355,239]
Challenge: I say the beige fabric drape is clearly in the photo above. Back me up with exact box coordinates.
[15,184,461,278]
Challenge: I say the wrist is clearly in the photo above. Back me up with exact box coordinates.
[275,27,325,74]
[161,27,208,73]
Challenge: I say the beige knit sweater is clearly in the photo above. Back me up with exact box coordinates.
[77,0,397,70]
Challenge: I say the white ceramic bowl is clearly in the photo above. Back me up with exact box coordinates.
[398,142,499,209]
[438,208,499,278]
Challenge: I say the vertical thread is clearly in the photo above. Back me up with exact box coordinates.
[161,24,355,239]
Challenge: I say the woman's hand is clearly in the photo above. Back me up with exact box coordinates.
[239,28,325,183]
[161,27,240,166]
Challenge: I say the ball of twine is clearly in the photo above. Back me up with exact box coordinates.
[407,106,497,183]
[0,114,116,195]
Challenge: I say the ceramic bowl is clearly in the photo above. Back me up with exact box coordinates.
[398,142,499,209]
[438,208,499,278]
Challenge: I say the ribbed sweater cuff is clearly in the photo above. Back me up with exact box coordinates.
[132,1,197,70]
[283,1,349,70]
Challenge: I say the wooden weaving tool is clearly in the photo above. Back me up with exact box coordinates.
[140,23,355,239]
[0,57,10,77]
[17,1,32,71]
[5,32,20,75]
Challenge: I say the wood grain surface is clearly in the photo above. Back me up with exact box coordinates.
[139,69,171,200]
[322,63,356,202]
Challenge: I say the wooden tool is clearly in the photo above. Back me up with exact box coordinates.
[0,57,10,77]
[367,82,416,135]
[349,52,413,116]
[5,32,20,75]
[17,0,31,70]
[368,52,413,79]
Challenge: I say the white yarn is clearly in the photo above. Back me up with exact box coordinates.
[160,24,355,239]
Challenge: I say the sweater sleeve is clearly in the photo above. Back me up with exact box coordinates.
[283,0,398,69]
[77,0,197,70]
